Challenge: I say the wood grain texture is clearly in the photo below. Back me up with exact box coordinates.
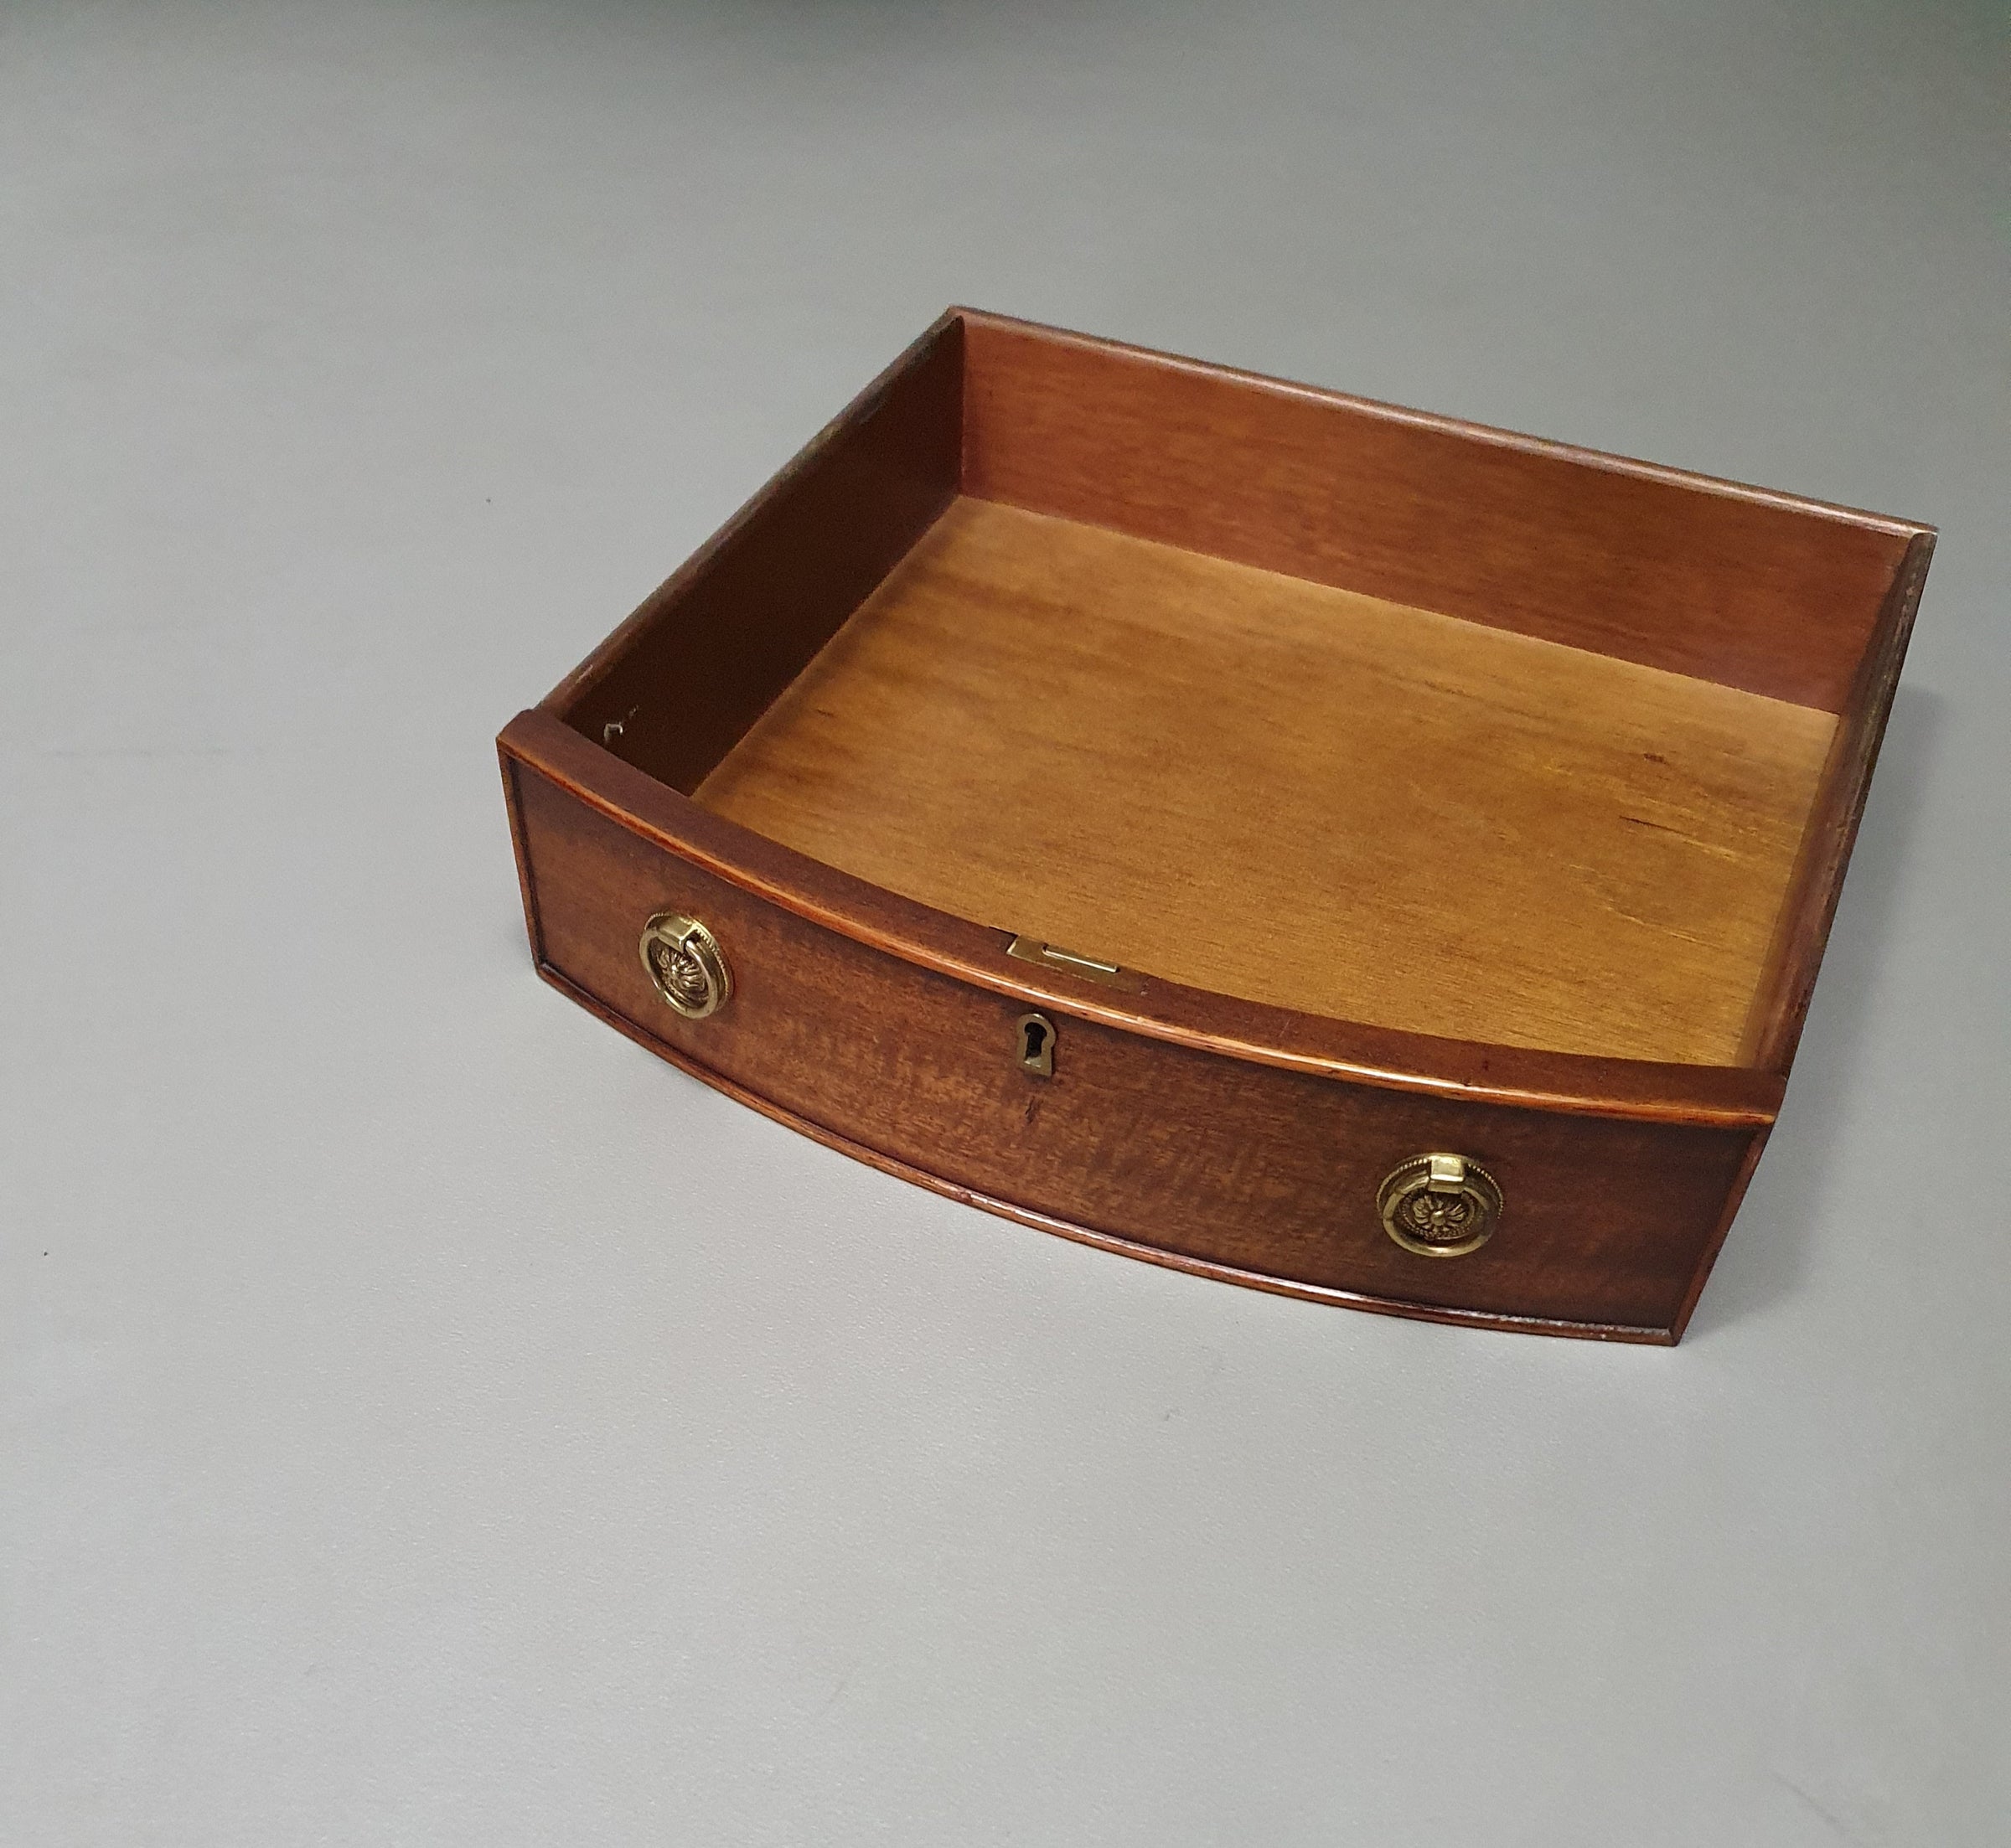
[504,707,1784,1127]
[961,309,1920,711]
[1740,529,1936,1068]
[550,315,964,795]
[509,752,1760,1341]
[696,498,1837,1066]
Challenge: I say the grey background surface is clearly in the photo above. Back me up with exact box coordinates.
[3,3,2007,1842]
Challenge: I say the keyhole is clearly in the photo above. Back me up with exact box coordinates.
[1016,1011,1055,1077]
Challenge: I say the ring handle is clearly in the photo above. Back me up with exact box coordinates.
[1378,1154,1502,1257]
[639,912,732,1019]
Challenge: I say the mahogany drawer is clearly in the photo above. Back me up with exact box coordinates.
[499,307,1930,1342]
[506,741,1762,1342]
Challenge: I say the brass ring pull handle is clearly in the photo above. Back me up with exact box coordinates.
[1378,1154,1502,1257]
[639,912,732,1019]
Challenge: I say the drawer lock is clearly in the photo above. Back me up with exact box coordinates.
[1016,1012,1056,1077]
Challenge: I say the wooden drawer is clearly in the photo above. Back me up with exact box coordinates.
[499,308,1932,1342]
[505,725,1763,1342]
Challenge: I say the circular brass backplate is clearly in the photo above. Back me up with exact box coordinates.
[1378,1154,1503,1257]
[638,912,731,1019]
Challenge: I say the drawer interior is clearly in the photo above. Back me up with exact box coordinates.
[693,494,1835,1066]
[556,309,1918,1074]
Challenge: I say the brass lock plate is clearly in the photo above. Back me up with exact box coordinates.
[1004,934,1143,993]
